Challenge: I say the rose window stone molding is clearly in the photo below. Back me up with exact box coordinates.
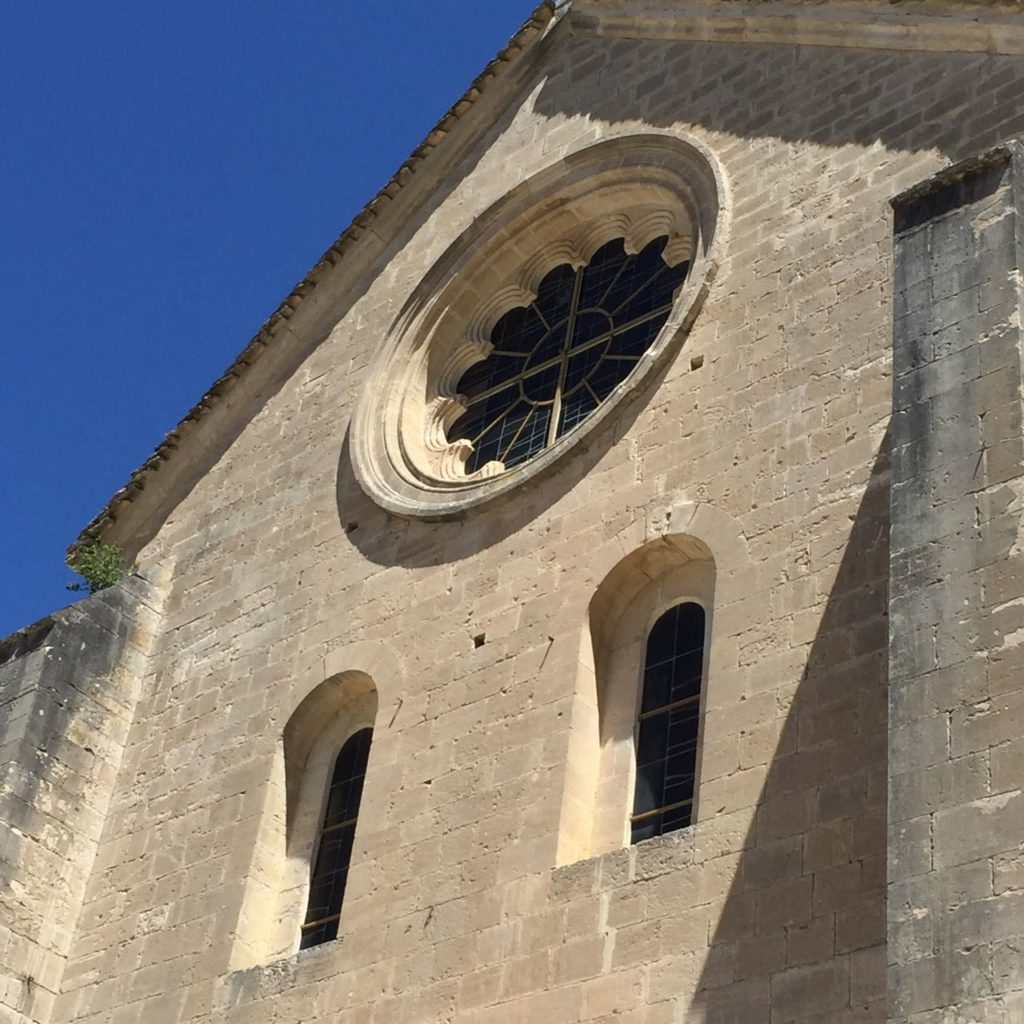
[351,133,726,519]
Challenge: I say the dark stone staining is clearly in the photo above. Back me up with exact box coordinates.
[0,619,54,669]
[892,148,1010,233]
[889,142,1024,1016]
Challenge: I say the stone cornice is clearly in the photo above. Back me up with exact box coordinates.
[570,0,1024,55]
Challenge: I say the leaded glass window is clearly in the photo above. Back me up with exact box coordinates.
[300,728,372,949]
[631,602,705,844]
[448,235,689,473]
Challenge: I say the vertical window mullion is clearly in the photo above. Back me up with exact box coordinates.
[549,266,586,446]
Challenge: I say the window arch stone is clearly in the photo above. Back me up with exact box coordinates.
[556,501,747,866]
[352,133,726,519]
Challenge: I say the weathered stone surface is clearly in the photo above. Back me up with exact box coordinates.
[889,141,1024,1024]
[0,572,165,1024]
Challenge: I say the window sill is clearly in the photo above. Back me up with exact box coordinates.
[218,937,345,1010]
[552,825,702,901]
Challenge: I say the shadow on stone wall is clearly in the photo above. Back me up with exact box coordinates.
[687,431,891,1023]
[533,35,1024,161]
[334,333,689,569]
[335,34,1023,571]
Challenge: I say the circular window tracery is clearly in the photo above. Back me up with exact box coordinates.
[351,134,725,520]
[449,236,690,474]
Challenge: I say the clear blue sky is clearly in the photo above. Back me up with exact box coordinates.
[0,2,536,638]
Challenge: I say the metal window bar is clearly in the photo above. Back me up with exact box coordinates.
[630,797,694,824]
[638,692,700,721]
[301,912,342,932]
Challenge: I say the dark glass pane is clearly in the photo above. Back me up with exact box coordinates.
[337,729,371,780]
[569,308,613,348]
[578,238,629,310]
[326,730,371,819]
[534,263,578,323]
[563,332,609,394]
[463,399,529,473]
[663,771,696,810]
[668,650,704,705]
[610,237,685,324]
[644,604,706,668]
[490,304,547,356]
[674,603,705,646]
[305,862,351,927]
[661,802,693,833]
[300,917,340,950]
[305,831,354,922]
[637,714,669,768]
[324,773,367,826]
[631,799,695,846]
[645,611,677,666]
[310,826,355,882]
[526,322,569,368]
[602,236,667,313]
[458,355,524,402]
[503,406,551,468]
[449,382,519,440]
[605,317,663,360]
[305,868,348,924]
[521,363,561,404]
[633,756,666,817]
[631,814,661,845]
[586,357,636,403]
[493,403,535,460]
[640,660,674,714]
[558,387,598,437]
[666,703,700,754]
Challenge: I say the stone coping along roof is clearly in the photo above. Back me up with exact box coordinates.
[70,1,561,560]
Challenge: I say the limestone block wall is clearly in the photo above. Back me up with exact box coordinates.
[48,21,1024,1024]
[888,144,1024,1022]
[0,574,165,1024]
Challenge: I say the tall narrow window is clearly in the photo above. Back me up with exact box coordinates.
[631,603,705,844]
[300,728,372,949]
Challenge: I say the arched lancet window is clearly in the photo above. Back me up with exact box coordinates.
[631,602,705,844]
[299,728,372,949]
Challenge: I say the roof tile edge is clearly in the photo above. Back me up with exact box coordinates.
[70,0,563,560]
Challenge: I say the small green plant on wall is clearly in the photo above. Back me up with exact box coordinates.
[67,542,129,594]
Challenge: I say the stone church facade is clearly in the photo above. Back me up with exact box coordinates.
[3,2,1024,1021]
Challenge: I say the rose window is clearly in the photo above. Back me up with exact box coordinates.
[448,235,690,474]
[350,134,724,519]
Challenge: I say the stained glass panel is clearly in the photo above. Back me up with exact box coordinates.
[449,236,689,473]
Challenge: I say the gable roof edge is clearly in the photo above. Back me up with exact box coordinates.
[70,1,563,562]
